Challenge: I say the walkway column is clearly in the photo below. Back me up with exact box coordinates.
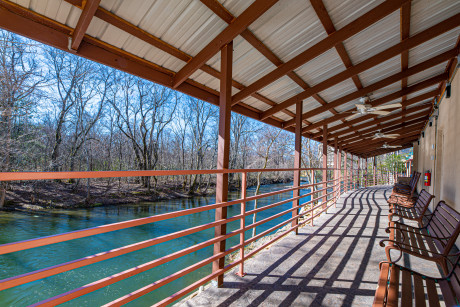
[365,157,368,187]
[213,41,232,287]
[292,101,302,235]
[322,125,327,208]
[373,156,377,185]
[344,151,348,192]
[333,138,338,205]
[338,146,342,194]
[357,157,361,188]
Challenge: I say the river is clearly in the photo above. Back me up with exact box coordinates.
[0,182,312,306]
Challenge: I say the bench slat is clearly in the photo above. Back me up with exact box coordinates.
[425,278,440,307]
[413,274,427,307]
[401,269,413,307]
[439,280,456,307]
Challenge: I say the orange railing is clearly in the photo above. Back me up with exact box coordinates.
[0,167,392,306]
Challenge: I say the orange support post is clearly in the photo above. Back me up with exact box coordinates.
[213,41,233,287]
[322,125,327,208]
[292,101,302,235]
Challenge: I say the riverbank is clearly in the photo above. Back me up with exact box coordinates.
[1,177,294,211]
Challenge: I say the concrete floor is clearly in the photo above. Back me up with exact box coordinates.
[178,186,441,307]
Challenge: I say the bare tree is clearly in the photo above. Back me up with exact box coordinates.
[0,31,44,207]
[111,73,177,191]
[252,127,281,237]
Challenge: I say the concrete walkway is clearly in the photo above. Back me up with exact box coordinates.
[178,186,439,307]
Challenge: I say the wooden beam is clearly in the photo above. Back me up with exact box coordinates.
[343,125,425,151]
[232,0,408,104]
[292,101,302,234]
[172,0,279,88]
[311,0,364,90]
[342,117,428,145]
[332,105,431,141]
[261,13,460,120]
[284,49,456,128]
[322,125,328,207]
[310,87,438,138]
[301,75,440,135]
[213,42,233,287]
[350,134,419,154]
[70,0,101,51]
[199,0,315,126]
[400,1,411,120]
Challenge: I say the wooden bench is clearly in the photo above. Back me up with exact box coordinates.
[380,201,460,274]
[390,171,420,201]
[388,172,421,207]
[373,256,460,307]
[388,189,434,225]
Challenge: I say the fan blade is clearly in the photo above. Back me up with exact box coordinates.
[355,104,366,110]
[385,134,400,138]
[371,110,390,116]
[345,113,360,121]
[386,136,398,139]
[374,103,402,110]
[372,136,379,140]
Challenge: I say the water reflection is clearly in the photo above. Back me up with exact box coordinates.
[0,182,311,306]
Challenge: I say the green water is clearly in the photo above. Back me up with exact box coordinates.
[0,182,311,306]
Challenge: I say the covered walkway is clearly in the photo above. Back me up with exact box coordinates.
[179,186,439,306]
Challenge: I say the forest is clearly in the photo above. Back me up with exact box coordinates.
[0,30,408,209]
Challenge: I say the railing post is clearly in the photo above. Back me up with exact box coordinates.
[357,157,361,188]
[311,169,314,226]
[292,101,302,235]
[344,152,348,192]
[365,157,368,187]
[213,41,233,287]
[338,146,342,195]
[237,172,247,277]
[334,138,338,208]
[322,125,327,209]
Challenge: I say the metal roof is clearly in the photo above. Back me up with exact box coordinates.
[1,0,459,157]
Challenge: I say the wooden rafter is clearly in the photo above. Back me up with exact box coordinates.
[69,0,100,51]
[331,105,431,141]
[303,74,443,135]
[261,13,460,121]
[199,0,316,128]
[400,1,411,120]
[0,1,300,138]
[343,118,427,145]
[231,0,408,104]
[343,124,425,151]
[310,0,362,129]
[172,0,279,88]
[284,49,456,128]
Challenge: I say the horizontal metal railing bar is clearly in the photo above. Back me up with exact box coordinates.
[0,213,244,290]
[0,167,344,182]
[0,184,320,290]
[105,187,341,306]
[154,199,339,307]
[0,178,334,290]
[0,179,324,254]
[2,167,375,306]
[30,184,341,306]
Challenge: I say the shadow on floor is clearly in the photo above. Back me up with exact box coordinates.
[179,186,404,306]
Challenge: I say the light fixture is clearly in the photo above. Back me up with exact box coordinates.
[422,132,425,138]
[429,121,433,127]
[446,82,451,98]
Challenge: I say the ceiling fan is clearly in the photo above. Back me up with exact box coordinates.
[372,130,400,140]
[345,97,402,121]
[381,143,402,149]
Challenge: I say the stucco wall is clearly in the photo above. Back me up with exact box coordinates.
[415,69,460,212]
